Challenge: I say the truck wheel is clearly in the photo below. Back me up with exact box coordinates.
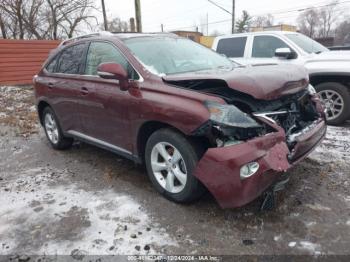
[316,82,350,125]
[42,107,73,150]
[145,128,205,203]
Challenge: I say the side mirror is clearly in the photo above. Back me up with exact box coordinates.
[97,62,129,90]
[275,48,297,59]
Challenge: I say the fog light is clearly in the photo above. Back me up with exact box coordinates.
[240,162,259,180]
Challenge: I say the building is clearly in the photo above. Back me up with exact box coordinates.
[171,30,203,43]
[250,24,297,32]
[171,30,215,48]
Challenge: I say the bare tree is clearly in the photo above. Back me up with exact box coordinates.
[0,0,25,39]
[0,0,97,39]
[22,0,50,39]
[104,17,129,32]
[0,11,8,38]
[334,19,350,45]
[46,0,96,39]
[318,0,339,37]
[252,14,274,28]
[297,9,320,38]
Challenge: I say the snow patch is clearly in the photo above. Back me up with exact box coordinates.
[0,167,177,255]
[288,240,322,254]
[309,125,350,163]
[298,241,321,254]
[288,242,296,247]
[305,203,331,211]
[274,235,282,242]
[305,221,317,227]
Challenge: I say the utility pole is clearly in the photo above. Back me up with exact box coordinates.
[232,0,235,33]
[135,0,142,33]
[161,24,164,32]
[130,18,136,32]
[206,13,209,36]
[101,0,108,31]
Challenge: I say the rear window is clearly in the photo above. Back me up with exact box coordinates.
[216,37,247,58]
[56,44,86,74]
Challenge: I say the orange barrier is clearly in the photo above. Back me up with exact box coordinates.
[0,39,60,85]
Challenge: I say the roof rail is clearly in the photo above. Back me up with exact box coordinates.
[58,31,114,47]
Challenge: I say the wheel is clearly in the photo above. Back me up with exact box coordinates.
[145,128,205,203]
[316,82,350,125]
[42,107,73,150]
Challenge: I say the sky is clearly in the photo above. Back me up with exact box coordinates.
[94,0,350,35]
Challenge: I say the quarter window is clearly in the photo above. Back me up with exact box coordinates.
[46,56,58,73]
[56,44,86,74]
[85,42,135,78]
[216,37,247,58]
[252,35,289,58]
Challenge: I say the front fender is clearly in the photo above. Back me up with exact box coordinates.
[129,85,224,155]
[132,93,211,135]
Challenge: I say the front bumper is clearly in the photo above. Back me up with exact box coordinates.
[193,118,326,209]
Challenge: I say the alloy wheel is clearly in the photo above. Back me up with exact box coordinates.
[318,90,344,121]
[44,112,59,144]
[150,142,187,194]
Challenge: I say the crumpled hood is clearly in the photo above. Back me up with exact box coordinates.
[163,64,309,100]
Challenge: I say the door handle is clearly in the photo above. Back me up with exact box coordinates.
[48,82,54,89]
[81,87,89,95]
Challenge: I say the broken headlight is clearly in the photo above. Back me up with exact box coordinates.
[204,101,266,145]
[204,101,261,129]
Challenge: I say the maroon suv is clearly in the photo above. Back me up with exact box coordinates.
[34,32,326,209]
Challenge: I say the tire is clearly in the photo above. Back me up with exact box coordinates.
[42,107,73,150]
[315,82,350,125]
[145,128,205,203]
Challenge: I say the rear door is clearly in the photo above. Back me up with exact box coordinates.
[41,43,88,133]
[78,41,138,152]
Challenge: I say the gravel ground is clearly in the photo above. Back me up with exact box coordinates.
[0,86,349,260]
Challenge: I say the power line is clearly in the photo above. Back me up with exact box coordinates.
[143,0,348,24]
[207,0,235,33]
[164,0,350,31]
[252,0,350,16]
[207,0,232,15]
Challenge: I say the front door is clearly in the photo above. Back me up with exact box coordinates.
[78,41,138,152]
[248,35,295,65]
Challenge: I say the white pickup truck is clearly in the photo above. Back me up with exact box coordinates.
[212,31,350,125]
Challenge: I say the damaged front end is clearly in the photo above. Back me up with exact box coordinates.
[251,85,325,162]
[191,82,325,163]
[188,82,326,209]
